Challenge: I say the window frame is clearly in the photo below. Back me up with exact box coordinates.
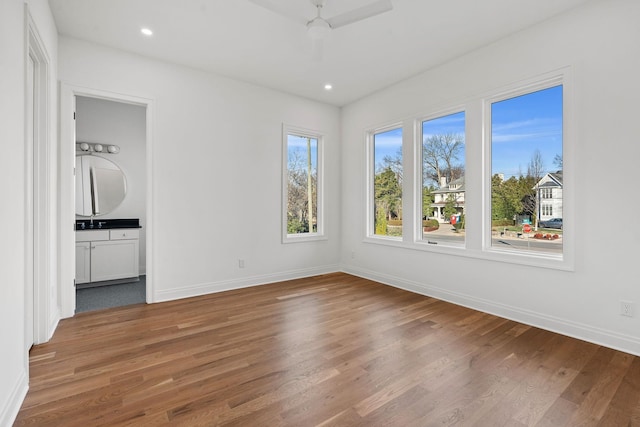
[482,71,573,270]
[282,124,325,243]
[361,69,573,271]
[414,106,468,249]
[365,122,404,243]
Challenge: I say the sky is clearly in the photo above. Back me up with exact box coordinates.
[287,134,318,170]
[373,85,563,180]
[491,85,563,178]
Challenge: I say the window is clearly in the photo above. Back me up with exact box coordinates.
[362,71,570,268]
[283,125,323,242]
[420,111,466,246]
[370,127,403,238]
[489,84,563,255]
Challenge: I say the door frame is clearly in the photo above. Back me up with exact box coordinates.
[26,8,55,345]
[59,84,154,318]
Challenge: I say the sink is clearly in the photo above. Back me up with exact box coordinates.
[75,218,140,230]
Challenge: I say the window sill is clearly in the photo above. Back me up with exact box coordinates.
[283,233,327,244]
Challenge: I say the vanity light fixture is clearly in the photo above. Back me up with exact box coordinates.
[76,142,121,154]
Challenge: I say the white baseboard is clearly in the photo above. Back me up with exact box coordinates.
[154,264,341,302]
[343,265,640,357]
[0,370,28,427]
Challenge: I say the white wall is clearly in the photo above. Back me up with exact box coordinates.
[0,2,28,423]
[59,37,342,304]
[0,0,58,424]
[75,96,147,274]
[341,0,640,355]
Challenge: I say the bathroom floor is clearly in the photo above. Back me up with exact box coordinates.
[75,276,146,313]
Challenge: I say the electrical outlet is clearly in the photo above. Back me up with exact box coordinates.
[238,259,245,269]
[620,300,634,317]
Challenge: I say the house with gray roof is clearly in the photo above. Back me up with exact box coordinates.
[431,176,465,223]
[534,172,563,222]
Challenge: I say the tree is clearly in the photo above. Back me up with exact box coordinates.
[527,149,545,181]
[381,147,403,183]
[443,194,458,221]
[423,133,464,186]
[553,154,563,171]
[528,149,545,228]
[422,185,435,219]
[374,167,402,222]
[287,149,317,233]
[375,208,388,235]
[491,158,540,224]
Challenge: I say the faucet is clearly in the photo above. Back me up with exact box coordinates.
[89,215,94,228]
[98,221,107,229]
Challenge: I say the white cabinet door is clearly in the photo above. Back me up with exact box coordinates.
[90,239,139,282]
[75,242,91,284]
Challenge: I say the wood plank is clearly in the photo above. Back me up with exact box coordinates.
[14,272,640,426]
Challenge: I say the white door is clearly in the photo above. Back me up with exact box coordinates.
[25,53,35,350]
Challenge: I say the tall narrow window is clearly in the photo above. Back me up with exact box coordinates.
[283,126,323,242]
[490,84,563,255]
[371,127,403,238]
[421,111,466,246]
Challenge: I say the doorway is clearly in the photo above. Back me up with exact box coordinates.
[26,11,54,346]
[59,84,153,319]
[73,96,148,313]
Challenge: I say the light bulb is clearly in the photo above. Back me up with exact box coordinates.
[93,144,103,152]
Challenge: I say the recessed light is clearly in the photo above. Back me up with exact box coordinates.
[141,28,153,36]
[324,83,333,90]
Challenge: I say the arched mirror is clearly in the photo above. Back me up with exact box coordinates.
[75,155,127,216]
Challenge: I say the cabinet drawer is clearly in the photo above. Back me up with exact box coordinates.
[110,229,140,240]
[76,229,110,242]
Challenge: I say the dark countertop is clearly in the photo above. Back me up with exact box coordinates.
[75,218,141,230]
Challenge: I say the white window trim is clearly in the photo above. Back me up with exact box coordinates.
[365,122,404,242]
[282,124,326,243]
[414,106,467,250]
[361,68,574,271]
[482,68,574,270]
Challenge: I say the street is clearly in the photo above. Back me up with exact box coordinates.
[423,224,563,254]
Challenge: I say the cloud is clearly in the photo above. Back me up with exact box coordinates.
[492,118,561,143]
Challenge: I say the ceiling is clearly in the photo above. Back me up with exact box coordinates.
[48,0,592,106]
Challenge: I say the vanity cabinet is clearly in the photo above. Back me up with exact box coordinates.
[75,228,139,285]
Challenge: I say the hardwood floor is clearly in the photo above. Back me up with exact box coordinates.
[15,273,640,426]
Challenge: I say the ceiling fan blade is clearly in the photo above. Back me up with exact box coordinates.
[247,0,308,26]
[326,0,393,29]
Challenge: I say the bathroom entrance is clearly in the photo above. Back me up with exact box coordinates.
[74,96,148,313]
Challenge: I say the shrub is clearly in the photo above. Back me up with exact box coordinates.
[492,219,514,227]
[387,219,403,226]
[422,219,439,228]
[375,210,388,235]
[453,214,465,231]
[287,218,308,234]
[422,219,439,232]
